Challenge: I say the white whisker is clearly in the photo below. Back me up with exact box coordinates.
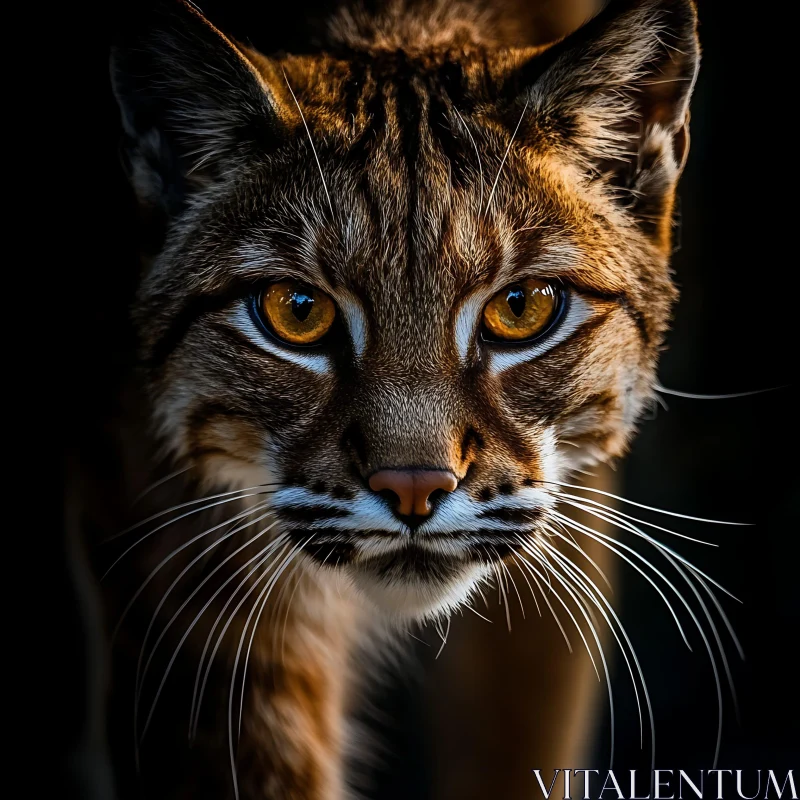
[514,546,572,652]
[484,99,529,214]
[131,464,193,506]
[134,505,272,742]
[516,547,618,764]
[551,510,694,650]
[111,502,269,644]
[284,72,334,219]
[543,480,748,526]
[228,539,310,800]
[103,488,277,575]
[555,490,718,547]
[138,529,285,741]
[190,539,292,738]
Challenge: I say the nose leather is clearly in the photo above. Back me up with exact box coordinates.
[368,469,458,517]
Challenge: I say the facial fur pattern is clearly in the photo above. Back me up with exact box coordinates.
[109,1,700,798]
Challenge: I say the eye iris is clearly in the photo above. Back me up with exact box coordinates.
[482,278,559,341]
[261,281,335,345]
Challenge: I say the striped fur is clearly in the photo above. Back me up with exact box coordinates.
[106,1,700,797]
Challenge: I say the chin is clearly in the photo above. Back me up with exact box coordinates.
[344,549,489,622]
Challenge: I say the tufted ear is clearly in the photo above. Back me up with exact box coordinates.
[515,0,699,250]
[111,1,292,228]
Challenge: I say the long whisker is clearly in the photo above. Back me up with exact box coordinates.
[133,504,270,731]
[554,490,718,547]
[484,99,529,215]
[554,502,735,769]
[559,497,740,601]
[138,528,285,742]
[655,383,785,400]
[550,518,614,590]
[131,464,194,506]
[553,509,697,652]
[491,558,512,631]
[228,539,310,800]
[134,505,272,740]
[111,502,268,644]
[529,541,653,769]
[508,553,542,618]
[559,497,740,766]
[498,555,526,620]
[513,547,572,651]
[284,71,334,219]
[516,546,618,763]
[271,560,306,696]
[103,483,281,544]
[435,614,452,659]
[534,540,648,752]
[102,488,278,573]
[552,510,694,650]
[539,480,748,526]
[240,549,308,740]
[190,539,293,738]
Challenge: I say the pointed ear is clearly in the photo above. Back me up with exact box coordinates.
[111,1,292,226]
[518,0,699,250]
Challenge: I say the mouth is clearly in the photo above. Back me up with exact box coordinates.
[289,529,526,618]
[290,528,526,569]
[338,540,508,618]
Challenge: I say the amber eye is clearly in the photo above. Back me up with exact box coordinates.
[482,278,561,342]
[258,281,336,345]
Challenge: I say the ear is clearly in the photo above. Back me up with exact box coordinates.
[111,1,291,229]
[518,0,699,250]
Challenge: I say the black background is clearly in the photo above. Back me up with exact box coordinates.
[52,2,797,798]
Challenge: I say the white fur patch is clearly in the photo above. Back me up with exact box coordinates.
[454,293,485,361]
[338,293,368,358]
[228,304,332,375]
[347,561,489,622]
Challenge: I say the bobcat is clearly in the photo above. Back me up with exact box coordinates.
[99,0,705,797]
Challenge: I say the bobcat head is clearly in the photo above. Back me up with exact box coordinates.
[113,0,699,619]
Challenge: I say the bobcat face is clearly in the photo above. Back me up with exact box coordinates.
[116,0,697,618]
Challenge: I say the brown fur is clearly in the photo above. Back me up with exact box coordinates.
[98,1,700,797]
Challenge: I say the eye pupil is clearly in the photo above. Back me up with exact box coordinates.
[291,291,314,322]
[506,287,526,318]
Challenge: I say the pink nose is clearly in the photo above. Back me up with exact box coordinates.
[368,469,458,518]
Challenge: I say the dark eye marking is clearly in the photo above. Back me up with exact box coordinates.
[148,280,259,367]
[578,288,650,344]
